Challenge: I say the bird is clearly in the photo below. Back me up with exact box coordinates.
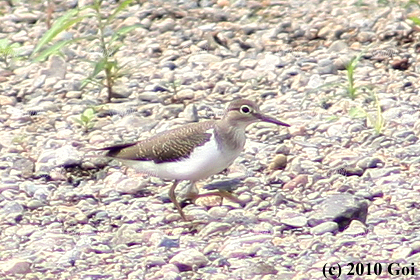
[99,99,290,221]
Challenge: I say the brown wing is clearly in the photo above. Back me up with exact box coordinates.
[100,121,215,163]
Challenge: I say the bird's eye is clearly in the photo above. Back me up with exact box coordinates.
[240,105,252,114]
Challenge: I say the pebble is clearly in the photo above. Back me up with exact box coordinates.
[0,259,32,275]
[269,154,287,170]
[277,210,308,228]
[199,222,232,237]
[169,249,208,271]
[310,222,338,235]
[308,193,368,230]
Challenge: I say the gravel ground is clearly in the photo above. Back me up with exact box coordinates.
[1,0,420,279]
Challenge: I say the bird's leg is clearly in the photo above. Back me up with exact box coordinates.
[193,190,245,207]
[168,180,187,221]
[184,181,199,201]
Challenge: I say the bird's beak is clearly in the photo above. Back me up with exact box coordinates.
[255,113,290,127]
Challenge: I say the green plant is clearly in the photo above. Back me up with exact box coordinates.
[31,0,143,103]
[170,79,181,95]
[349,90,384,135]
[0,39,21,69]
[377,0,389,5]
[31,9,87,62]
[74,108,96,133]
[344,51,366,100]
[354,0,368,7]
[408,16,420,25]
[404,0,420,9]
[80,0,142,102]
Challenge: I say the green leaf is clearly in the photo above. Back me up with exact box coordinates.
[409,16,420,26]
[109,24,144,44]
[0,39,9,48]
[80,78,91,90]
[349,107,366,118]
[32,9,77,55]
[32,9,88,57]
[10,42,21,49]
[73,117,83,125]
[32,40,70,62]
[81,114,89,123]
[84,108,95,119]
[32,36,88,62]
[104,60,117,71]
[106,0,134,25]
[92,57,106,77]
[326,115,339,122]
[80,77,103,89]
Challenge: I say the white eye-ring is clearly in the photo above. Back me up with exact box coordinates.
[240,105,252,114]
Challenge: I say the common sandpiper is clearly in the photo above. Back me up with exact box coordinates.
[100,99,290,221]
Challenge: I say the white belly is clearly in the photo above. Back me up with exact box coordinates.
[117,136,243,181]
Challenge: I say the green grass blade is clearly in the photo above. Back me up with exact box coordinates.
[349,107,367,118]
[106,0,134,25]
[80,78,92,89]
[31,9,84,56]
[92,57,106,77]
[32,40,70,62]
[32,37,86,62]
[109,24,144,44]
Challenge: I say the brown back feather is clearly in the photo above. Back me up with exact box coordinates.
[102,121,215,163]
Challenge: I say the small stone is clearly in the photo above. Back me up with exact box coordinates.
[208,206,228,218]
[176,89,195,101]
[33,74,46,88]
[0,259,31,275]
[12,156,34,179]
[155,18,175,33]
[189,54,222,64]
[159,237,180,249]
[328,40,348,53]
[308,193,368,231]
[199,222,231,237]
[342,220,367,236]
[41,55,66,79]
[169,249,208,271]
[307,74,323,88]
[318,58,337,74]
[391,58,410,70]
[277,210,308,228]
[0,95,17,106]
[392,246,412,260]
[357,157,383,169]
[90,244,112,254]
[411,241,420,253]
[26,199,45,209]
[241,69,260,80]
[357,31,375,43]
[282,174,308,190]
[115,178,147,194]
[334,54,353,70]
[138,92,160,102]
[75,213,88,223]
[182,104,198,122]
[35,145,82,173]
[256,54,281,71]
[269,154,287,170]
[310,221,338,235]
[145,256,166,267]
[66,91,82,99]
[213,81,234,94]
[111,85,132,98]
